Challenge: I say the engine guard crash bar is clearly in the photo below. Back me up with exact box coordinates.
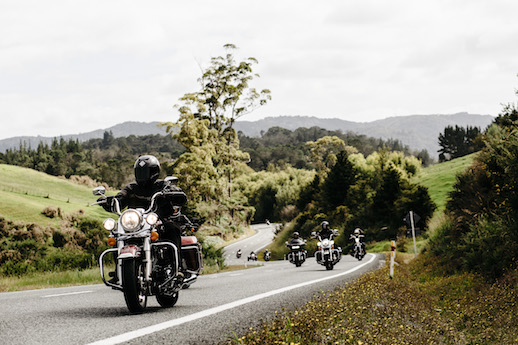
[99,248,123,291]
[316,248,341,264]
[99,242,180,291]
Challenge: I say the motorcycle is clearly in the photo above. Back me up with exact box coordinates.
[236,249,242,259]
[285,239,307,267]
[247,251,257,261]
[312,230,342,270]
[263,249,271,261]
[92,176,202,313]
[351,235,366,261]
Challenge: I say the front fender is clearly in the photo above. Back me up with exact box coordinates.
[119,245,140,259]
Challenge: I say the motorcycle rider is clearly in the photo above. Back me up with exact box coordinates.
[288,231,301,244]
[350,227,366,254]
[318,221,335,240]
[287,232,307,248]
[263,248,271,260]
[99,155,192,281]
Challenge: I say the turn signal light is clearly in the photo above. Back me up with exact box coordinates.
[150,231,159,241]
[107,236,116,246]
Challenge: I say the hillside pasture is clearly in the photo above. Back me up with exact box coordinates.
[412,153,476,212]
[0,164,112,225]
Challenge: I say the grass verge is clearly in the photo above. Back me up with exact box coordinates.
[225,253,518,344]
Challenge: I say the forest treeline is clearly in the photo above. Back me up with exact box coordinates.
[0,126,431,189]
[240,126,432,170]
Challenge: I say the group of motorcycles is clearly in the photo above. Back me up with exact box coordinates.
[285,229,366,270]
[235,249,271,261]
[92,177,365,314]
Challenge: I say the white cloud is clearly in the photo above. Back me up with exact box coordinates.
[0,0,517,139]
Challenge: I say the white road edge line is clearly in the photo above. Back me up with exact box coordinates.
[87,253,377,345]
[42,290,93,298]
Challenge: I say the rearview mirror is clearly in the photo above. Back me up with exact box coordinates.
[92,186,106,196]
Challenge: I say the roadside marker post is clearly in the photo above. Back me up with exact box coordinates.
[404,211,420,258]
[390,240,396,278]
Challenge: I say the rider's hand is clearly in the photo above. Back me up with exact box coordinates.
[99,196,114,212]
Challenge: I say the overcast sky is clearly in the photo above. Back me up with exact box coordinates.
[1,0,517,140]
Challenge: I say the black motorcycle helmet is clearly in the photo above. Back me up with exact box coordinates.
[293,232,300,239]
[321,221,329,230]
[134,155,160,187]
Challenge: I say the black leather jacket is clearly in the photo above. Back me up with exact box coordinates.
[318,229,335,240]
[105,179,186,219]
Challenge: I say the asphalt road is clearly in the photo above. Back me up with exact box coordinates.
[0,230,382,345]
[223,223,277,265]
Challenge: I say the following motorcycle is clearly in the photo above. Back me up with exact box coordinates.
[285,238,307,267]
[351,235,366,261]
[236,249,242,259]
[263,249,271,261]
[312,230,342,270]
[92,176,202,313]
[247,251,257,261]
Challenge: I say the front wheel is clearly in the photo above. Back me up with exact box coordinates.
[156,291,179,307]
[122,258,148,313]
[325,261,334,270]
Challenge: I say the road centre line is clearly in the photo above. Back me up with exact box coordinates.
[42,290,93,298]
[86,254,376,345]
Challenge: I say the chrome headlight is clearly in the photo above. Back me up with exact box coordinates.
[103,218,116,231]
[146,213,159,226]
[120,210,142,231]
[322,239,330,247]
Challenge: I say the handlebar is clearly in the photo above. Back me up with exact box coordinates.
[92,189,187,216]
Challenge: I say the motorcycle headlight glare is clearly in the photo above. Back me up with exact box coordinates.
[121,210,141,231]
[103,218,116,231]
[146,213,159,226]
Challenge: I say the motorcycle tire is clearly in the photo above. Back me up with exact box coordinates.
[325,262,334,270]
[156,291,179,307]
[122,258,147,313]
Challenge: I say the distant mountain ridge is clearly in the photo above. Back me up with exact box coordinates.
[234,112,494,154]
[0,113,494,156]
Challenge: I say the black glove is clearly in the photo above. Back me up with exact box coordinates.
[98,196,114,212]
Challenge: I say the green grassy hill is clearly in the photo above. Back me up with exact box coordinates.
[0,164,112,225]
[412,153,476,212]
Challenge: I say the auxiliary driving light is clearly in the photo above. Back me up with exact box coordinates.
[103,218,116,231]
[146,213,159,226]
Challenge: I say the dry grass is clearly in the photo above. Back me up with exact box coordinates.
[226,254,518,344]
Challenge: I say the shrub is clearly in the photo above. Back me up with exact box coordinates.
[201,241,225,268]
[41,206,62,219]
